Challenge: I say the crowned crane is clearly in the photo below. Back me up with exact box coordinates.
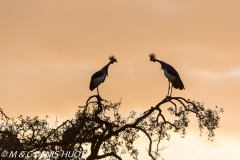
[89,55,117,96]
[149,53,184,97]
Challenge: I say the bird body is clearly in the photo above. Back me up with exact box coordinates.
[90,67,108,91]
[149,53,184,97]
[158,60,184,90]
[89,56,117,95]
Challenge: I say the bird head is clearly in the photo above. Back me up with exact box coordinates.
[109,55,117,64]
[149,53,156,62]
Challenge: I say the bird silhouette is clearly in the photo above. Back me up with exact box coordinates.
[149,53,184,97]
[89,55,117,96]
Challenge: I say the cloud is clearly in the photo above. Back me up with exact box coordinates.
[186,67,240,80]
[161,133,240,160]
[229,68,240,77]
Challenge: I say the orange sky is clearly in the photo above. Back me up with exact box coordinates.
[0,0,240,159]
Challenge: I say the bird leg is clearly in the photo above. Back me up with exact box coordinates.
[97,86,99,96]
[167,81,170,97]
[96,87,102,100]
[170,85,173,97]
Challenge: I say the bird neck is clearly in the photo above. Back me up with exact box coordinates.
[102,61,112,75]
[154,59,163,64]
[154,59,165,68]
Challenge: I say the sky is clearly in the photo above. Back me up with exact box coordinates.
[0,0,240,159]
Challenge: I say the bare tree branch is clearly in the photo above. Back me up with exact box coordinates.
[0,95,223,160]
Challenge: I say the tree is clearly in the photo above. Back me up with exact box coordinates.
[0,95,223,160]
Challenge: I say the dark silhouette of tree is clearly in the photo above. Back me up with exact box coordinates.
[0,96,224,160]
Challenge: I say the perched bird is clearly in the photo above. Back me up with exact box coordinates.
[89,55,117,96]
[149,53,184,97]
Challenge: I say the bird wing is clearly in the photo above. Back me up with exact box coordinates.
[162,63,178,77]
[159,61,185,90]
[166,67,184,90]
[91,70,105,80]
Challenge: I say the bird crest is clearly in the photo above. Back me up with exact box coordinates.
[149,53,156,62]
[109,55,117,63]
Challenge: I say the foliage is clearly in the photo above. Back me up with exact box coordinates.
[0,96,224,160]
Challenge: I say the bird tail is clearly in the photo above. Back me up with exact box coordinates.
[179,80,185,90]
[89,82,95,91]
[173,79,185,90]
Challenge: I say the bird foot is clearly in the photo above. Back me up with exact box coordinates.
[96,94,102,100]
[166,95,171,98]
